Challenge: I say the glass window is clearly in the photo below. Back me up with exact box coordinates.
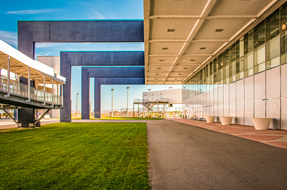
[244,30,254,54]
[236,57,244,80]
[254,21,265,48]
[266,35,280,69]
[240,37,244,57]
[230,44,236,62]
[266,9,279,41]
[244,52,254,77]
[281,3,287,33]
[229,60,236,82]
[254,45,265,74]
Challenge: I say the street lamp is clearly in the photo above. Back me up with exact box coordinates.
[76,93,79,117]
[127,86,130,117]
[111,88,114,117]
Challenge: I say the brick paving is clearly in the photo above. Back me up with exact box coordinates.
[170,118,287,149]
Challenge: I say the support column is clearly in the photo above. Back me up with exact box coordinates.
[18,108,35,128]
[94,78,101,118]
[6,56,10,96]
[27,67,30,102]
[133,103,134,117]
[51,79,54,105]
[43,75,46,105]
[81,69,90,119]
[138,104,139,117]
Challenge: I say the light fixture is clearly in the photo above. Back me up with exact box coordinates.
[167,29,175,32]
[184,68,187,69]
[282,24,286,30]
[215,29,224,32]
[162,47,168,50]
[190,59,195,61]
[157,68,161,69]
[200,47,206,50]
[156,74,159,75]
[178,74,182,75]
[159,59,164,61]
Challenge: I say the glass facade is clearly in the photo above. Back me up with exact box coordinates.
[183,3,287,130]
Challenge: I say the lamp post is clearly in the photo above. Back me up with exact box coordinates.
[111,88,114,117]
[126,86,130,117]
[76,93,79,117]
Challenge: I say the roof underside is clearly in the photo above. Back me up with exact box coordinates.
[144,0,283,85]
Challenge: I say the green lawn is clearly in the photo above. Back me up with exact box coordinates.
[0,123,149,190]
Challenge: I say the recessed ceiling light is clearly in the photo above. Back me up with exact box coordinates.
[157,68,161,69]
[162,47,168,50]
[159,59,164,61]
[190,59,195,61]
[184,68,187,69]
[167,29,175,32]
[200,47,206,50]
[215,29,224,32]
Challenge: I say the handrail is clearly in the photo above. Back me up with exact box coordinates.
[0,75,62,105]
[134,98,169,103]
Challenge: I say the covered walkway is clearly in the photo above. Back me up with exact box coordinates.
[147,120,287,190]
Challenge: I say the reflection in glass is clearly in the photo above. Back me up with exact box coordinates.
[266,10,279,41]
[254,21,265,48]
[254,45,265,74]
[266,36,280,69]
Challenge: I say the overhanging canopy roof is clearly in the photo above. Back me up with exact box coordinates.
[0,39,65,84]
[144,0,284,85]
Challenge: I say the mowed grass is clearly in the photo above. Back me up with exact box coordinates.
[0,122,149,190]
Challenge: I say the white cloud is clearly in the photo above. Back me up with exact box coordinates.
[35,52,52,58]
[0,30,17,48]
[35,43,56,48]
[6,9,58,14]
[89,8,106,19]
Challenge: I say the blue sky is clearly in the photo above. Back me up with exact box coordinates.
[0,0,182,112]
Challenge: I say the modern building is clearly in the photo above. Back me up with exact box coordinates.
[2,0,287,130]
[144,0,287,130]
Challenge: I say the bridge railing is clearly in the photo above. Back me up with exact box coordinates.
[0,76,62,105]
[134,98,169,103]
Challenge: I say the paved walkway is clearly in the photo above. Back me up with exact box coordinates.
[0,118,60,130]
[170,118,287,149]
[147,120,287,190]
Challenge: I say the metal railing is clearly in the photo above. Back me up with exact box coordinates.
[134,98,169,103]
[0,76,62,105]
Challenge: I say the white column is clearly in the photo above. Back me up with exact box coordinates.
[61,84,63,105]
[57,84,59,104]
[43,75,46,104]
[28,67,30,101]
[51,79,54,104]
[7,56,10,96]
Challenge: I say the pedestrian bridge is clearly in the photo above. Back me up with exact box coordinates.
[0,39,65,126]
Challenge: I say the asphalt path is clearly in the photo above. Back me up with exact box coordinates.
[147,120,287,190]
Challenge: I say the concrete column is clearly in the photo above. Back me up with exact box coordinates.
[60,61,71,122]
[94,78,101,118]
[18,108,35,128]
[81,69,90,119]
